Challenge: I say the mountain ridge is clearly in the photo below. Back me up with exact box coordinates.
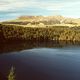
[1,15,80,26]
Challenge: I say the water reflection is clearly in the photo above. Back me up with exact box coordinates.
[0,41,80,53]
[0,41,80,80]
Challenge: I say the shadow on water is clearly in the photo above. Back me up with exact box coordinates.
[0,40,80,53]
[1,41,80,80]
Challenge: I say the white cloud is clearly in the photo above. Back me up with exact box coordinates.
[0,0,79,12]
[0,0,37,11]
[0,0,67,11]
[0,0,80,19]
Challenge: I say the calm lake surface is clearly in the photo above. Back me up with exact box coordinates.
[0,41,80,80]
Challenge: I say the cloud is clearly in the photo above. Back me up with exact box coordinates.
[1,0,80,11]
[0,0,65,11]
[0,0,80,21]
[0,0,37,11]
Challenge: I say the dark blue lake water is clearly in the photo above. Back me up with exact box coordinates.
[0,41,80,80]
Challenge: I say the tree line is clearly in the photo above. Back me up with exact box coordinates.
[0,24,80,42]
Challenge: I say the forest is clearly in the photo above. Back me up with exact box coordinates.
[0,23,80,42]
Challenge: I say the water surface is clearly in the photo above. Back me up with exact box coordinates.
[0,41,80,80]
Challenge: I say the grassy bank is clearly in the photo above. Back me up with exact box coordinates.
[0,24,80,42]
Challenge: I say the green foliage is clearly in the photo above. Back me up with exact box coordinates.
[0,24,80,42]
[8,66,15,80]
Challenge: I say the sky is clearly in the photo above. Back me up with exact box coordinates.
[0,0,80,21]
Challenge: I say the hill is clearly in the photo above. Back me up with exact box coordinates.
[0,15,80,42]
[1,15,80,27]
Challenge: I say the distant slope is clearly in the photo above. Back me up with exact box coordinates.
[1,15,80,26]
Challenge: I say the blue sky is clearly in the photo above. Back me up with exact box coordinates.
[0,0,80,21]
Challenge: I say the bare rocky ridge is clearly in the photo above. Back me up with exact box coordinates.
[2,15,80,26]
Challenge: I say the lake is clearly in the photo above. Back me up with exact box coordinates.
[0,41,80,80]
